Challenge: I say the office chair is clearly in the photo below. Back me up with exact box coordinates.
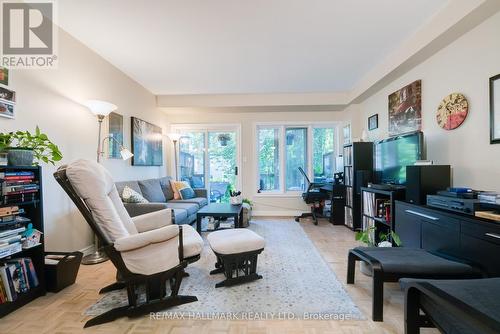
[294,167,329,225]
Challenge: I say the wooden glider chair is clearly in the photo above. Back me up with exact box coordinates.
[54,159,204,328]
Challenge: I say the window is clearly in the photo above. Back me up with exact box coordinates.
[179,132,205,188]
[257,124,337,194]
[258,127,280,191]
[285,127,307,191]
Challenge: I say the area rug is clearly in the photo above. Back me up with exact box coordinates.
[85,220,363,320]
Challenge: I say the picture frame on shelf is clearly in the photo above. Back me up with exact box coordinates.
[108,112,124,158]
[490,74,500,144]
[368,114,378,131]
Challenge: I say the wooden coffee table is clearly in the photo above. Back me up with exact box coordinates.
[196,203,243,233]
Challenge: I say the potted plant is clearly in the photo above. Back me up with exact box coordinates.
[241,198,253,227]
[217,133,231,146]
[355,227,402,276]
[0,126,63,166]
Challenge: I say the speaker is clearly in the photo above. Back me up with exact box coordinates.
[355,170,372,195]
[406,165,451,204]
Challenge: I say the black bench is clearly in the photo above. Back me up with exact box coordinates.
[347,247,483,321]
[401,278,500,334]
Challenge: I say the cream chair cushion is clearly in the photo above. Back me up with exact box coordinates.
[207,229,265,255]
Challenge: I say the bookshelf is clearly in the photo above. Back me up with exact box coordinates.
[0,166,45,317]
[343,142,373,230]
[361,186,405,244]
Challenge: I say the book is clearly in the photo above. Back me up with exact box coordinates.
[0,242,22,259]
[0,226,25,238]
[0,275,6,304]
[0,265,16,301]
[6,261,28,293]
[0,234,22,245]
[23,258,38,288]
[4,171,34,177]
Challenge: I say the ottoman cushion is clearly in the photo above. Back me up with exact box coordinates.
[207,229,265,255]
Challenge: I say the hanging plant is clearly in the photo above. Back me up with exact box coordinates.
[217,133,231,146]
[286,133,295,146]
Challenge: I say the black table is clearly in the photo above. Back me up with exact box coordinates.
[196,203,243,233]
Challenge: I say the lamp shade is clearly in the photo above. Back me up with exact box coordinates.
[120,147,134,161]
[85,100,117,116]
[167,133,182,142]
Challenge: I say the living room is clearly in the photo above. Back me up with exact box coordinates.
[0,0,500,333]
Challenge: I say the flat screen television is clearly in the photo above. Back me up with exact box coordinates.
[374,131,424,185]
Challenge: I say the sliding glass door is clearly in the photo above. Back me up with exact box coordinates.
[177,126,240,203]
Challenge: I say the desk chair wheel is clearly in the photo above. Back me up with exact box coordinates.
[295,217,300,222]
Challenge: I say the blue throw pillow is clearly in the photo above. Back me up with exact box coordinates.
[179,187,196,200]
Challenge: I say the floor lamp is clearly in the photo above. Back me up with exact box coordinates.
[83,100,133,265]
[167,133,182,180]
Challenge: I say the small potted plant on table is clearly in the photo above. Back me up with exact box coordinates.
[355,227,401,276]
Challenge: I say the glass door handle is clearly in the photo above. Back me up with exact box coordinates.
[235,166,238,175]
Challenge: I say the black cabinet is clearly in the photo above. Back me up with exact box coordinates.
[395,200,500,277]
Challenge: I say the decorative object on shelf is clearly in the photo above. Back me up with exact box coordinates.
[0,67,8,86]
[368,114,378,130]
[490,74,500,144]
[229,190,242,205]
[0,127,62,166]
[436,93,469,130]
[343,124,351,144]
[217,133,231,146]
[131,117,163,166]
[107,112,124,158]
[21,223,42,249]
[361,129,369,142]
[388,80,422,136]
[166,132,182,180]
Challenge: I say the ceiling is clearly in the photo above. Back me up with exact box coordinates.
[58,0,448,95]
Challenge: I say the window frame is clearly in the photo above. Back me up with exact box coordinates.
[255,122,340,197]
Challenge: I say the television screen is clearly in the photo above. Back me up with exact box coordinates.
[374,131,423,185]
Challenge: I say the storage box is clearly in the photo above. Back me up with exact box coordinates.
[44,251,83,292]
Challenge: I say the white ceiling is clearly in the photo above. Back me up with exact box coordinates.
[58,0,448,95]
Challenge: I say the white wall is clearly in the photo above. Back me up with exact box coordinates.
[355,11,500,191]
[1,29,168,251]
[163,109,352,215]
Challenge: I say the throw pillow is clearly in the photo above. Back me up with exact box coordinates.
[122,186,149,203]
[179,186,196,200]
[170,180,190,200]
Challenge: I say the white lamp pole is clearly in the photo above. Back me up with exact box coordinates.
[167,133,182,180]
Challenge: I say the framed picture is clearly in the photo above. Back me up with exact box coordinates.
[490,74,500,144]
[0,67,8,86]
[131,117,163,166]
[388,80,422,136]
[368,114,378,131]
[108,112,124,158]
[0,86,16,103]
[0,100,14,119]
[343,124,351,144]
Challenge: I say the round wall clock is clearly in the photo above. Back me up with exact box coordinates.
[436,93,469,130]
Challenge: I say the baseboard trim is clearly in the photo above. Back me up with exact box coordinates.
[79,244,95,256]
[252,210,303,217]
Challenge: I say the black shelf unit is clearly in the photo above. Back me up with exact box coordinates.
[361,186,405,244]
[0,165,45,318]
[343,142,373,230]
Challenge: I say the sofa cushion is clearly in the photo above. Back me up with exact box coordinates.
[122,186,149,203]
[179,186,196,199]
[181,225,204,258]
[170,180,190,200]
[115,181,142,199]
[138,178,166,203]
[207,229,265,255]
[168,197,208,208]
[159,176,174,201]
[171,208,188,224]
[166,202,199,216]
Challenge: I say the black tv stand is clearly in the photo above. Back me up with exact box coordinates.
[368,183,406,191]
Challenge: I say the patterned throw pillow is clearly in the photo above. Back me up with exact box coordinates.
[170,180,190,200]
[122,186,149,203]
[179,186,196,200]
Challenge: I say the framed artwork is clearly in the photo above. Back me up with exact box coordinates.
[0,100,14,119]
[490,74,500,144]
[0,86,16,103]
[436,93,468,130]
[108,112,124,158]
[343,124,351,144]
[131,117,163,166]
[0,67,8,86]
[388,80,422,136]
[368,114,378,131]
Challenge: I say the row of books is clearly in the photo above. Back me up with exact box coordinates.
[0,226,26,259]
[343,146,353,165]
[478,192,500,205]
[344,166,353,186]
[0,257,39,303]
[0,171,38,205]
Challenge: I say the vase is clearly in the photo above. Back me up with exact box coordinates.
[7,148,34,166]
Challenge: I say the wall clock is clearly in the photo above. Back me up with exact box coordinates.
[436,93,469,130]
